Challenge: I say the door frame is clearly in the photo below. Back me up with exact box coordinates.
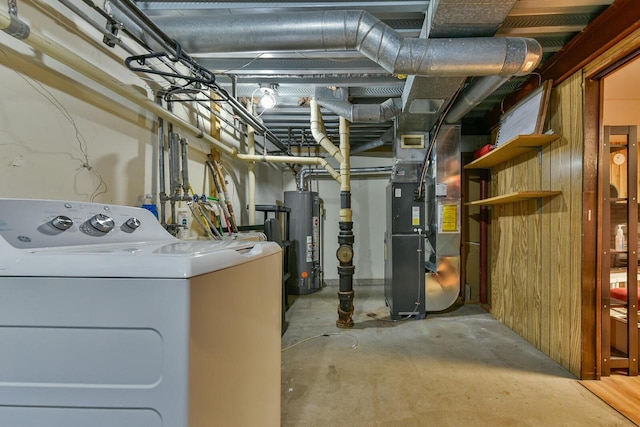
[585,48,640,378]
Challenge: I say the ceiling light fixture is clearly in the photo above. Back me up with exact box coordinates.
[259,83,278,110]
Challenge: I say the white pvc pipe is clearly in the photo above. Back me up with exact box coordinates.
[247,125,256,225]
[310,99,344,164]
[339,117,352,223]
[235,153,341,182]
[0,9,237,157]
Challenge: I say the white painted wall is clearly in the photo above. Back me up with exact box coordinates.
[603,57,640,127]
[0,1,283,225]
[284,156,393,282]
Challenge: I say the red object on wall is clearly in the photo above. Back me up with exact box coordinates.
[611,287,640,305]
[474,144,494,159]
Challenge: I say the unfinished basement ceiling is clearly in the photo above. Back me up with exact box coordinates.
[134,0,614,152]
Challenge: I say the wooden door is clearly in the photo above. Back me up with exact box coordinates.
[600,125,639,376]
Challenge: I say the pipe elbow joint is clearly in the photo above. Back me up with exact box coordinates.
[506,37,543,76]
[310,125,323,141]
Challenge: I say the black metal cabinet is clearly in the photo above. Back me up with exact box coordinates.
[384,180,426,319]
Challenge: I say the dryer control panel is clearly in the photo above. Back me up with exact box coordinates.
[0,199,172,249]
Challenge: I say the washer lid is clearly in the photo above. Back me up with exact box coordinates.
[0,239,282,278]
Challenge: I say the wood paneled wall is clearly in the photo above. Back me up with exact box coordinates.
[490,73,584,377]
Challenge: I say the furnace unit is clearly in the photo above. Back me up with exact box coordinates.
[384,161,426,319]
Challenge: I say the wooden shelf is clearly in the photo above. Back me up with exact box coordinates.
[465,134,559,169]
[466,191,562,206]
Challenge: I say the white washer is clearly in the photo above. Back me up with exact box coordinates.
[0,198,282,427]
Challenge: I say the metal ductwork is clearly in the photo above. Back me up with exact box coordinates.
[350,128,394,155]
[140,10,542,78]
[322,98,402,124]
[399,0,520,130]
[444,76,510,123]
[315,87,402,123]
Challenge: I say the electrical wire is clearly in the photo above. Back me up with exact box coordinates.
[281,333,359,352]
[366,312,417,323]
[217,52,265,75]
[11,70,108,201]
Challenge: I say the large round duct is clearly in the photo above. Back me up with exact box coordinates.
[426,256,460,312]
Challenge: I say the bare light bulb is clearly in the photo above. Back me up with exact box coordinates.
[260,93,276,109]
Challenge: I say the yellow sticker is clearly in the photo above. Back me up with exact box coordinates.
[412,206,420,226]
[441,204,458,232]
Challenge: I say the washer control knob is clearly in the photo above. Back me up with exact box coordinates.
[51,215,73,231]
[125,217,141,230]
[89,213,115,233]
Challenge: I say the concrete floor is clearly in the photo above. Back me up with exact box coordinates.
[281,285,633,427]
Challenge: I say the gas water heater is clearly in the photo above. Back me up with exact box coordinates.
[284,191,322,295]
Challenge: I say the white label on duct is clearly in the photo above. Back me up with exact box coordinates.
[395,188,402,198]
[436,183,448,197]
[306,235,313,263]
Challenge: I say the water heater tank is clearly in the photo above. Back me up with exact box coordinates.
[284,191,322,295]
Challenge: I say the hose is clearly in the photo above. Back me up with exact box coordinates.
[206,160,233,236]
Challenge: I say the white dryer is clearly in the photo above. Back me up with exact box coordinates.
[0,198,282,427]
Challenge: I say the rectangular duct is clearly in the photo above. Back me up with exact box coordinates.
[426,125,462,268]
